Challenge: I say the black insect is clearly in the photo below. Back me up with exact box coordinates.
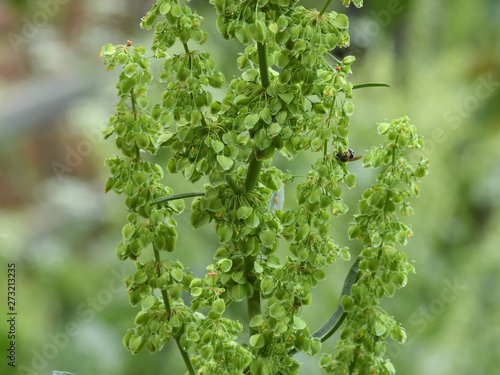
[336,148,363,162]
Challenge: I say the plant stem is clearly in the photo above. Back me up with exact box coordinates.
[130,88,137,116]
[153,247,196,375]
[245,255,261,336]
[290,256,361,354]
[151,192,205,206]
[226,175,242,194]
[244,154,263,192]
[352,82,390,90]
[244,42,269,192]
[348,348,360,375]
[320,0,332,16]
[287,257,361,356]
[241,40,273,336]
[256,42,270,88]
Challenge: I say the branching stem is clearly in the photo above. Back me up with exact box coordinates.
[245,255,261,336]
[312,256,361,342]
[151,192,205,206]
[153,247,196,375]
[320,0,332,16]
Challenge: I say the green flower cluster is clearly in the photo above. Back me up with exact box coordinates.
[101,1,428,374]
[320,117,429,374]
[141,0,208,55]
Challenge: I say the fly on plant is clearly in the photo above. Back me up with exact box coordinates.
[336,148,363,162]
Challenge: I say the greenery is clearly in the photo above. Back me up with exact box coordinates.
[100,0,428,374]
[1,1,499,375]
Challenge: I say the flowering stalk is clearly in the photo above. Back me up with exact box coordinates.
[101,1,428,374]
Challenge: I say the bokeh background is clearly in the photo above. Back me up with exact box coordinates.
[1,0,499,374]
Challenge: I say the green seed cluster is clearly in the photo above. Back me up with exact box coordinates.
[101,1,428,374]
[321,117,429,374]
[123,261,197,354]
[141,0,208,55]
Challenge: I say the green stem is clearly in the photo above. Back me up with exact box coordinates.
[245,256,261,336]
[244,153,263,192]
[244,42,269,192]
[312,256,361,341]
[151,192,205,206]
[130,88,137,116]
[226,175,242,194]
[352,82,390,90]
[153,247,196,375]
[287,256,361,356]
[319,0,332,16]
[257,42,270,89]
[348,348,360,375]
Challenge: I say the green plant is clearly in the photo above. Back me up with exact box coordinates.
[100,0,428,374]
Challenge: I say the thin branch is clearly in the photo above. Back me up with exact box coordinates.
[151,192,205,206]
[320,0,332,16]
[153,247,196,375]
[312,256,361,342]
[352,82,390,90]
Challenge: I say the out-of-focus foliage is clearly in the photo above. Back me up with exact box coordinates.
[0,0,498,374]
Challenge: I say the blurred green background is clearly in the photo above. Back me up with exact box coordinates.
[1,0,499,374]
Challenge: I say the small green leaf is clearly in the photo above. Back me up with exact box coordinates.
[122,223,135,241]
[132,171,148,185]
[393,272,408,288]
[378,122,390,134]
[348,225,360,239]
[249,333,265,348]
[191,209,211,229]
[231,284,247,301]
[212,139,225,153]
[216,155,234,170]
[269,302,286,320]
[159,2,171,14]
[124,63,139,78]
[343,101,355,116]
[141,295,155,310]
[101,44,116,56]
[249,314,264,327]
[242,68,259,82]
[259,229,276,248]
[278,92,294,104]
[217,258,233,272]
[341,295,354,312]
[244,212,260,228]
[137,133,150,148]
[137,95,149,109]
[235,25,251,44]
[216,224,233,243]
[170,4,182,17]
[171,268,183,282]
[133,270,147,284]
[293,316,307,330]
[245,114,260,130]
[345,173,356,188]
[371,232,382,247]
[212,299,226,314]
[236,206,253,219]
[260,278,274,295]
[374,321,387,336]
[332,14,349,29]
